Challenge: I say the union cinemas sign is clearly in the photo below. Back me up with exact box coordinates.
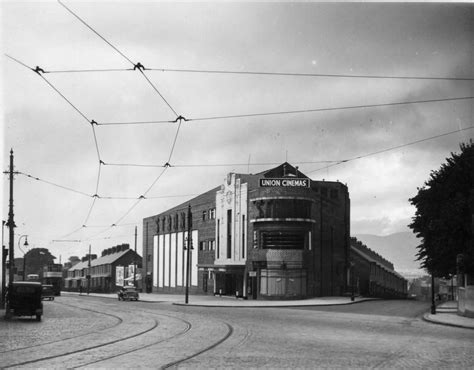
[259,178,310,188]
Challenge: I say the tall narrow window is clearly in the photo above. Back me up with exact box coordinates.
[227,210,232,259]
[242,215,246,258]
[217,219,220,258]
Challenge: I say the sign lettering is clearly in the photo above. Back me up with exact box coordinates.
[259,178,310,188]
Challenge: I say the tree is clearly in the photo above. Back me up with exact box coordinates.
[409,140,474,277]
[24,248,56,278]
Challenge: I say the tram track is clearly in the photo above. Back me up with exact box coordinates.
[74,311,194,369]
[161,321,234,369]
[3,300,159,368]
[0,300,123,354]
[3,296,237,368]
[73,307,235,369]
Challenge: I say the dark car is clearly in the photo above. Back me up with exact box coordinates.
[41,284,55,301]
[5,282,43,321]
[118,286,139,301]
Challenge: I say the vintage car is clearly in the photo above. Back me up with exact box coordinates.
[5,282,43,321]
[41,284,55,301]
[117,286,139,301]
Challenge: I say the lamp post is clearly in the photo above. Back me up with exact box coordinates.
[18,235,29,280]
[184,204,192,304]
[431,274,436,314]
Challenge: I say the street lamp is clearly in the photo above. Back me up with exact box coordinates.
[18,235,29,280]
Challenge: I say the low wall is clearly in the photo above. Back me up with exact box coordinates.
[458,285,474,318]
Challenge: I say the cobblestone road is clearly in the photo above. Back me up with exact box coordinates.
[1,296,473,368]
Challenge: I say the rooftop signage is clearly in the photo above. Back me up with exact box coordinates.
[259,178,310,188]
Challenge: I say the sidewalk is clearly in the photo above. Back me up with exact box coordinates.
[423,301,474,330]
[62,291,374,307]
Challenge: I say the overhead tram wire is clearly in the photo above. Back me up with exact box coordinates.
[307,124,474,174]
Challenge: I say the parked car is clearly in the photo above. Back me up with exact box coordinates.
[5,282,43,321]
[118,286,139,301]
[42,284,55,301]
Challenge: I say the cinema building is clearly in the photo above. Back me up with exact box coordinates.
[142,163,406,300]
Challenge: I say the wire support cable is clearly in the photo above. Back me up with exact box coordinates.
[85,168,168,241]
[103,159,340,168]
[5,54,92,126]
[137,69,179,117]
[166,119,183,164]
[82,197,98,226]
[90,96,474,126]
[307,124,474,174]
[99,193,199,200]
[43,68,134,74]
[143,167,169,197]
[38,73,91,124]
[57,226,85,241]
[57,2,179,118]
[19,172,91,197]
[91,125,102,163]
[37,63,474,81]
[188,96,474,122]
[58,0,135,67]
[148,67,474,82]
[97,119,173,126]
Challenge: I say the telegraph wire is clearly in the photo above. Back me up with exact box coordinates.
[58,0,135,67]
[307,124,474,174]
[188,96,474,123]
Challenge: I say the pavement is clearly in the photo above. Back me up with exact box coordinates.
[423,301,474,329]
[64,292,474,329]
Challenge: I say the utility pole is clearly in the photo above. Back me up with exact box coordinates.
[185,204,192,304]
[133,225,137,288]
[87,244,91,295]
[1,220,6,308]
[4,150,18,286]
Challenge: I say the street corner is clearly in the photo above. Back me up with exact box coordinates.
[423,311,474,330]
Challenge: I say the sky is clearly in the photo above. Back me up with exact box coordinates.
[1,1,473,264]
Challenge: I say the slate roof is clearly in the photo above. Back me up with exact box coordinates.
[68,249,136,271]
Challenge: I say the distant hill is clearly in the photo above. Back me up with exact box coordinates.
[353,232,425,278]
